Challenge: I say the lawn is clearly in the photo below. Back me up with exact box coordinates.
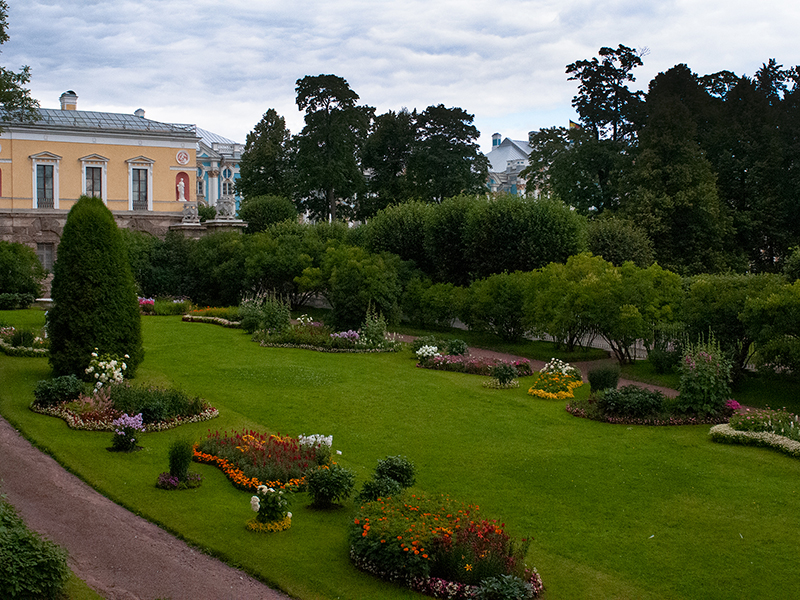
[1,311,799,599]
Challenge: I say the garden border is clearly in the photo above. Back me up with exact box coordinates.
[709,423,800,458]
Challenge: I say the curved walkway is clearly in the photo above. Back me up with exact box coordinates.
[0,417,291,600]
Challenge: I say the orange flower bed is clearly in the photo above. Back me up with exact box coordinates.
[193,448,306,492]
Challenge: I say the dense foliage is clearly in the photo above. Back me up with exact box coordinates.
[48,196,143,377]
[0,241,45,300]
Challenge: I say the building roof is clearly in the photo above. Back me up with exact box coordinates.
[196,127,238,146]
[2,107,197,139]
[486,137,531,173]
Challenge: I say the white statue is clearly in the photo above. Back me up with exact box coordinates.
[177,179,186,201]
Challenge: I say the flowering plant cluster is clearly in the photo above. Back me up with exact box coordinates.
[138,297,155,313]
[0,326,49,357]
[331,330,360,341]
[676,338,732,416]
[710,423,800,458]
[32,401,218,432]
[528,371,583,400]
[247,484,293,532]
[416,345,440,359]
[85,348,129,391]
[111,412,144,451]
[195,429,321,491]
[539,358,581,380]
[417,354,533,378]
[296,314,315,326]
[349,491,543,598]
[729,407,800,441]
[156,472,203,490]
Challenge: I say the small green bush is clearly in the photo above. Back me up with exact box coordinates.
[596,385,665,418]
[446,339,469,356]
[490,362,519,386]
[357,476,403,503]
[0,293,36,310]
[33,375,85,407]
[374,455,416,488]
[0,495,69,600]
[648,347,682,374]
[153,298,192,316]
[475,574,535,600]
[169,438,195,481]
[588,364,620,394]
[107,384,205,424]
[10,329,35,348]
[306,463,356,508]
[240,293,291,334]
[676,337,732,416]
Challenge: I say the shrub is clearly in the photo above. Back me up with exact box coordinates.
[0,240,46,297]
[306,463,356,508]
[10,328,35,347]
[0,292,36,310]
[111,413,144,451]
[256,292,292,334]
[107,384,205,424]
[169,438,195,481]
[33,375,85,407]
[475,574,536,600]
[250,485,292,523]
[588,364,620,394]
[596,385,665,418]
[490,362,519,386]
[238,195,297,234]
[360,305,389,348]
[152,298,192,316]
[48,196,143,377]
[374,455,416,488]
[675,337,732,416]
[85,348,128,390]
[0,495,69,599]
[357,476,403,503]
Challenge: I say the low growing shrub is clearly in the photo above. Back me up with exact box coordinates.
[596,385,665,418]
[0,495,69,599]
[33,375,85,407]
[358,476,403,503]
[306,463,356,508]
[476,574,536,600]
[111,413,144,451]
[107,384,205,424]
[490,362,519,386]
[168,438,195,481]
[374,455,416,488]
[588,364,620,394]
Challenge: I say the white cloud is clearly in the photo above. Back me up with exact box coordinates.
[4,0,799,152]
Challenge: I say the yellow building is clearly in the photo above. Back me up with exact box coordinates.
[0,91,198,212]
[0,91,202,269]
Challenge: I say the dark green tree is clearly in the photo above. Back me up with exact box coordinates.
[238,194,297,234]
[587,216,654,267]
[362,201,434,274]
[360,109,416,217]
[48,196,143,377]
[423,194,475,286]
[0,240,45,297]
[0,1,40,126]
[294,74,373,221]
[237,109,295,200]
[407,104,489,202]
[566,44,645,142]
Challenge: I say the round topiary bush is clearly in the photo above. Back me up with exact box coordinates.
[48,196,143,378]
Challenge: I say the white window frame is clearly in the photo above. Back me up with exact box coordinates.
[126,156,154,211]
[30,152,61,209]
[79,154,109,203]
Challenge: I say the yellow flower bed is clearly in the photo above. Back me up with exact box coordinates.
[528,371,584,400]
[246,516,292,533]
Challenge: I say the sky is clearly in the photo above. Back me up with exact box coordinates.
[4,0,799,153]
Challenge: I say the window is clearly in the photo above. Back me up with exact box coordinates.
[31,152,61,209]
[132,168,148,210]
[222,181,234,196]
[86,167,102,198]
[36,243,55,271]
[197,178,204,198]
[126,156,154,211]
[37,165,54,208]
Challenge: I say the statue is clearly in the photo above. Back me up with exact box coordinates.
[177,179,186,201]
[181,201,199,224]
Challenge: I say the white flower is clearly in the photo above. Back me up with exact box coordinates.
[336,450,342,455]
[91,352,98,358]
[257,485,268,494]
[250,496,260,512]
[124,354,130,359]
[287,512,292,519]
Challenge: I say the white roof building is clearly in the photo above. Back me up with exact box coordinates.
[485,133,532,195]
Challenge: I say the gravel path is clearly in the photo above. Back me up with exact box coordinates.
[0,417,291,600]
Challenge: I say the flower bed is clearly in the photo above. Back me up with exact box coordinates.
[528,359,583,399]
[254,316,401,353]
[417,353,533,377]
[182,314,241,328]
[350,491,543,598]
[0,325,49,357]
[193,429,333,492]
[31,402,219,432]
[565,401,729,426]
[709,423,800,458]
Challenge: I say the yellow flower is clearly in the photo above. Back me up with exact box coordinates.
[465,563,473,571]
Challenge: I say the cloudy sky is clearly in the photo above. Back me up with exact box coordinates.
[4,1,799,152]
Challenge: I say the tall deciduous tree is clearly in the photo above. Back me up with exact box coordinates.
[0,0,39,126]
[294,74,373,221]
[407,104,489,202]
[237,109,295,200]
[49,196,143,377]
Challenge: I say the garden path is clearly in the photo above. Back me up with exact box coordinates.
[0,416,291,600]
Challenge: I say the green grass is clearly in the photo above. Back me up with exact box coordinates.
[0,307,47,330]
[1,315,800,599]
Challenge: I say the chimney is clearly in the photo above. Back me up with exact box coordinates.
[60,90,78,111]
[134,108,145,118]
[492,133,501,147]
